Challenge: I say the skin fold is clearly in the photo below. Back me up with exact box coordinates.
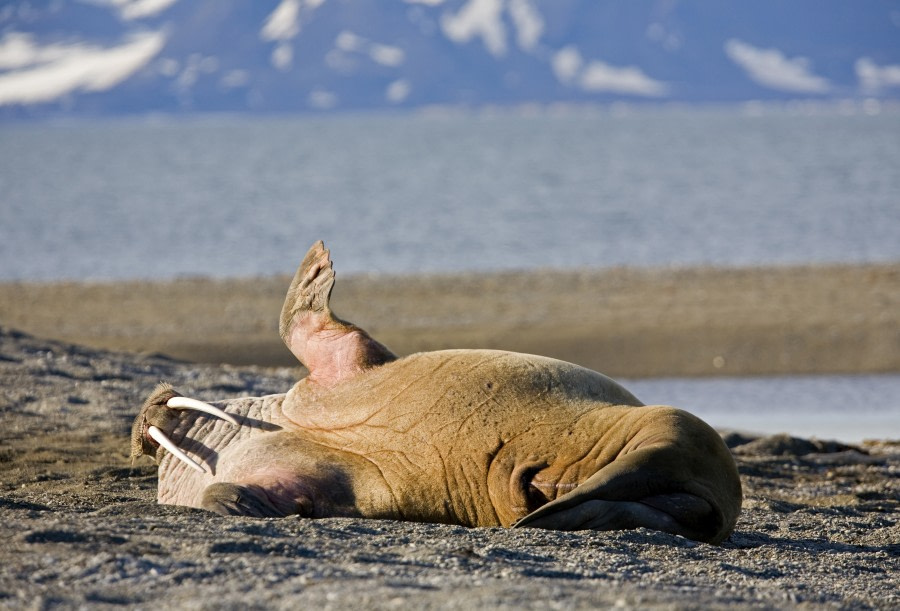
[131,241,742,544]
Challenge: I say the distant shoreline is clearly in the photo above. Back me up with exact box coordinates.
[4,98,900,128]
[2,262,898,379]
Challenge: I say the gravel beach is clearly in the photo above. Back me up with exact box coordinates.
[1,265,898,609]
[1,336,897,610]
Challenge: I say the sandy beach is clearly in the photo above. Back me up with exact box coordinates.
[1,264,898,608]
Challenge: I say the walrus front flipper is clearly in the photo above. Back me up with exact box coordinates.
[280,240,396,387]
[201,482,289,517]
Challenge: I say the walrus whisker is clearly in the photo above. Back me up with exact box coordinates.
[166,396,239,426]
[148,426,207,474]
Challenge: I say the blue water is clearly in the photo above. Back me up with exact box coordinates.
[1,109,898,281]
[626,375,900,443]
[2,109,898,441]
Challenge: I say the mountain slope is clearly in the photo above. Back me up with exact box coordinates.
[1,0,898,118]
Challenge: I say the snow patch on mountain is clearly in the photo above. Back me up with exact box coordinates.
[261,0,328,71]
[271,44,292,71]
[441,0,507,57]
[370,43,406,67]
[856,58,900,94]
[261,0,301,42]
[308,88,337,109]
[551,45,666,97]
[725,39,830,94]
[440,0,545,57]
[0,31,165,105]
[336,31,364,52]
[645,22,682,53]
[551,46,581,85]
[0,32,70,69]
[220,69,250,90]
[327,31,406,73]
[87,0,179,21]
[508,0,543,52]
[386,79,411,103]
[579,60,668,97]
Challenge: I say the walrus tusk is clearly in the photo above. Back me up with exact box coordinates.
[148,426,207,474]
[166,396,239,426]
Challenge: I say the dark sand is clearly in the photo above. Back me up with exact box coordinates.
[1,265,898,608]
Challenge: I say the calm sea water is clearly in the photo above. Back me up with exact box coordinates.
[626,374,900,443]
[2,109,898,441]
[1,109,898,281]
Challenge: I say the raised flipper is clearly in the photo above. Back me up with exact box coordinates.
[279,240,396,388]
[513,446,732,544]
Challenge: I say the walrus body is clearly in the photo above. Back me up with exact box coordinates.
[132,242,742,544]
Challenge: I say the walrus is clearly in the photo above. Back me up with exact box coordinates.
[131,241,742,544]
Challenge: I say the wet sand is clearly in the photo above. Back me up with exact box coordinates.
[2,263,898,378]
[1,264,898,608]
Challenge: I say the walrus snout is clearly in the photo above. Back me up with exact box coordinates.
[130,382,238,474]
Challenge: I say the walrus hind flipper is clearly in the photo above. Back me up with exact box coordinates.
[280,241,396,386]
[512,448,730,544]
[513,492,716,543]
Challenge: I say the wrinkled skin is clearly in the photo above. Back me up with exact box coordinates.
[132,242,742,544]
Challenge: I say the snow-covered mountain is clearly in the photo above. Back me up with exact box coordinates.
[1,0,899,119]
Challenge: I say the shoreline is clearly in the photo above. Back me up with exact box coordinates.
[2,262,898,378]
